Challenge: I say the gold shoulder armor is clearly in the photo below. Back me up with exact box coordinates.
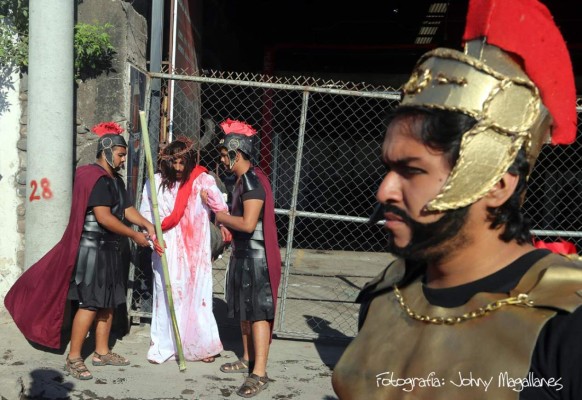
[513,253,582,313]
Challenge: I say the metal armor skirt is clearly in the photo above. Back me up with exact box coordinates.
[226,248,274,322]
[67,233,126,310]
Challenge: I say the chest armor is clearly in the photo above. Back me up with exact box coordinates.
[82,175,126,239]
[332,254,582,400]
[107,175,126,221]
[231,169,265,257]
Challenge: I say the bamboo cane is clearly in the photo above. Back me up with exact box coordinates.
[138,110,186,371]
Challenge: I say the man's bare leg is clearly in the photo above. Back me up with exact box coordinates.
[250,320,270,377]
[66,308,97,379]
[220,321,254,373]
[90,308,130,365]
[241,320,254,363]
[69,308,97,359]
[93,308,113,358]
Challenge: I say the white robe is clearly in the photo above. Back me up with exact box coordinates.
[140,172,228,363]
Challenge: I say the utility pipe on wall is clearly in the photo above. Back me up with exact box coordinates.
[24,0,74,268]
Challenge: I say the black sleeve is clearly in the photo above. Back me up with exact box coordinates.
[242,181,265,202]
[523,307,582,400]
[116,175,131,210]
[87,177,114,208]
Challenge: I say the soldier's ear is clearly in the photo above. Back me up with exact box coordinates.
[483,172,519,208]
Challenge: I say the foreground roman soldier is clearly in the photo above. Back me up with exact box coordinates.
[332,0,581,399]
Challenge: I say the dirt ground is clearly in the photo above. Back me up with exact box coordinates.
[0,311,348,400]
[0,249,393,400]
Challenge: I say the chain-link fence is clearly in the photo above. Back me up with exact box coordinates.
[127,67,582,340]
[526,101,582,249]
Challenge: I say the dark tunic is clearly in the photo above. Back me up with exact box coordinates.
[67,168,128,310]
[226,168,274,321]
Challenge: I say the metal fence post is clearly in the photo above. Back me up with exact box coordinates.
[277,90,310,332]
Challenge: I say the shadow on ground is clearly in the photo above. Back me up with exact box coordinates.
[23,369,74,400]
[304,315,350,370]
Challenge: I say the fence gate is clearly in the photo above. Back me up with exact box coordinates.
[127,68,582,341]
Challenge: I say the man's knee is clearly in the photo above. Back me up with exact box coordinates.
[241,320,252,334]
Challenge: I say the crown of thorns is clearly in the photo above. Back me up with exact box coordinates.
[158,136,196,161]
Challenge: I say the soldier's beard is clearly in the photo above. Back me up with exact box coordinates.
[384,204,471,263]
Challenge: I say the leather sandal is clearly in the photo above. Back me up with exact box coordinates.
[220,357,250,373]
[92,351,130,366]
[64,356,93,380]
[236,373,269,398]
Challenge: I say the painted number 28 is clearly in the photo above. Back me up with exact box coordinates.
[29,178,53,202]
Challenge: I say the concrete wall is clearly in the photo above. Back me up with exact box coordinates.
[0,70,23,308]
[76,0,148,167]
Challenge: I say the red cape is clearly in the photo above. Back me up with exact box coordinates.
[161,165,207,231]
[4,164,109,349]
[254,168,282,321]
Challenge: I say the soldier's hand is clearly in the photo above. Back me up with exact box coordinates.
[144,222,156,239]
[200,189,209,205]
[220,225,232,243]
[132,231,150,247]
[151,234,165,255]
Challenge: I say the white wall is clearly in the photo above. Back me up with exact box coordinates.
[0,70,23,311]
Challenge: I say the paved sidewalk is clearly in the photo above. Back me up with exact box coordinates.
[0,312,347,400]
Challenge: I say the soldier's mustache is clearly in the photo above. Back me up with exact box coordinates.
[368,203,413,225]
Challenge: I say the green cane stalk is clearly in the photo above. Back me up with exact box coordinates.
[138,110,186,371]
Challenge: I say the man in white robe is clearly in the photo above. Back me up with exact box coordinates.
[140,138,230,363]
